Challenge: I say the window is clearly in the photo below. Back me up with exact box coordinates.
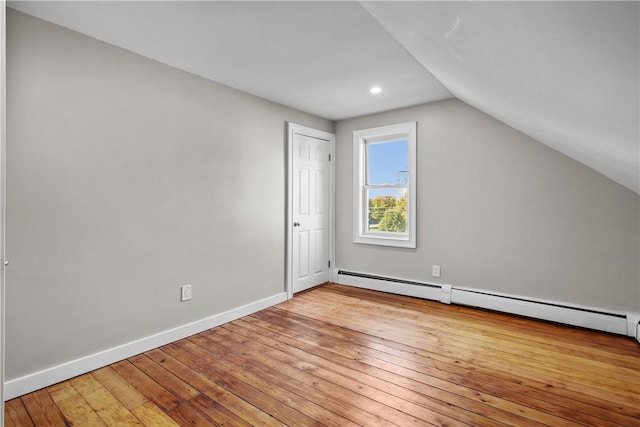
[353,122,416,248]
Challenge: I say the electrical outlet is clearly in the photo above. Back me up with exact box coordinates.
[432,265,441,278]
[180,284,192,302]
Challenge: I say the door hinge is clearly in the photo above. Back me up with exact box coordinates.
[328,153,331,162]
[328,260,331,268]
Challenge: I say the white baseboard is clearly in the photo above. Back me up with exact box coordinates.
[336,270,637,338]
[4,292,287,400]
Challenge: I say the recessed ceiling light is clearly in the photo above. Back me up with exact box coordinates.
[370,86,382,94]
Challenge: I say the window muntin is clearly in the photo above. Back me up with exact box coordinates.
[353,122,416,248]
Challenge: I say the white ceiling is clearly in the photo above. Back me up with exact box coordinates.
[7,1,640,194]
[7,1,452,120]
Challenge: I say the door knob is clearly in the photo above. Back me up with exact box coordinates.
[293,222,300,227]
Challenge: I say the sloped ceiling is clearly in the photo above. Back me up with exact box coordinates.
[7,1,640,193]
[362,1,639,194]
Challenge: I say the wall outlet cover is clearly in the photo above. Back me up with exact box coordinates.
[432,265,441,278]
[181,284,192,302]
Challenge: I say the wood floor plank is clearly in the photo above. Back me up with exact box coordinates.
[190,332,364,427]
[131,402,180,427]
[161,341,306,426]
[92,366,149,411]
[69,374,143,426]
[160,342,290,426]
[128,353,200,402]
[21,389,69,427]
[111,360,180,412]
[4,399,35,427]
[47,382,105,426]
[145,347,280,427]
[6,283,640,427]
[166,403,214,427]
[135,350,251,426]
[189,394,255,427]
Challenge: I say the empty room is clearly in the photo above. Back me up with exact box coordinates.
[1,1,639,426]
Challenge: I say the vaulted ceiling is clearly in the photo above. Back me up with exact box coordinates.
[8,1,639,194]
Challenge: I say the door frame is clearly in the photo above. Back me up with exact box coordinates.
[286,123,335,300]
[1,0,7,417]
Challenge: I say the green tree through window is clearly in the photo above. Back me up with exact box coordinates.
[369,193,407,232]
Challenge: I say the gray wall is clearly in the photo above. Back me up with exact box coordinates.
[6,10,331,380]
[335,100,640,312]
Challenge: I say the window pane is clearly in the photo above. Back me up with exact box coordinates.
[367,139,408,185]
[367,188,407,233]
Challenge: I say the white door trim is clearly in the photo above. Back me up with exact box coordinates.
[1,0,7,415]
[286,123,335,300]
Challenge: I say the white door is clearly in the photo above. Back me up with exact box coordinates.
[288,124,334,295]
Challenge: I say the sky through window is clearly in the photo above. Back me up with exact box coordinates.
[367,139,408,186]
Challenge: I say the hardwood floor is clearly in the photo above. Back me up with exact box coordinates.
[5,283,640,426]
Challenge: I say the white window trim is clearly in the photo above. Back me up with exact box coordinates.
[353,122,417,248]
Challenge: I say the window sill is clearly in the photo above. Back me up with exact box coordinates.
[354,234,416,249]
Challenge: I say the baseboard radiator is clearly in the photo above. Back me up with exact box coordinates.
[336,270,639,340]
